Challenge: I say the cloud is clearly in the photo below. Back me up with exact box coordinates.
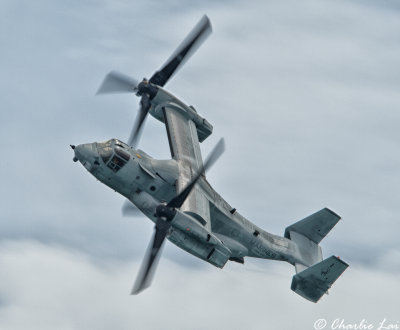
[0,241,398,330]
[0,0,399,327]
[2,0,399,266]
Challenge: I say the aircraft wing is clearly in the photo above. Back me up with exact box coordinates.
[162,106,212,228]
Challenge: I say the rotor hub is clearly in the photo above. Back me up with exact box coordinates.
[137,80,158,99]
[155,204,176,221]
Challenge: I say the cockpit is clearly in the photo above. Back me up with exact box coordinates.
[96,139,131,172]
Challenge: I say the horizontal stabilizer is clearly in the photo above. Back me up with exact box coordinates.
[291,256,348,303]
[285,208,340,244]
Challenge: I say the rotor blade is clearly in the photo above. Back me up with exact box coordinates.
[122,200,142,217]
[149,15,212,87]
[96,70,139,94]
[131,218,171,295]
[167,138,225,209]
[127,93,151,148]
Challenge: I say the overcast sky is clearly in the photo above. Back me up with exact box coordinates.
[0,0,399,329]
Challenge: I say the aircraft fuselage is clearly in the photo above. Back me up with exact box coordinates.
[73,136,303,269]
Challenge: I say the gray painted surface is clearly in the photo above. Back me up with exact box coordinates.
[74,85,348,301]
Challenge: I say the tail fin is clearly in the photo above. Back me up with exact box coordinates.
[291,256,348,303]
[285,208,348,302]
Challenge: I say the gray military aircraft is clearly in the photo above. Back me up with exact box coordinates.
[71,15,348,303]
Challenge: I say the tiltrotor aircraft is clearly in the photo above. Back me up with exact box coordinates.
[72,15,348,302]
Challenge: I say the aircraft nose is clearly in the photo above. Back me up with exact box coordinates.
[73,143,98,171]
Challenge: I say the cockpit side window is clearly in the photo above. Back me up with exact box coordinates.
[106,144,131,172]
[97,140,131,172]
[107,154,129,172]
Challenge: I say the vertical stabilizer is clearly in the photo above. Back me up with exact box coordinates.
[285,208,348,302]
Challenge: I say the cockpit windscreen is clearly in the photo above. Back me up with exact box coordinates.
[96,139,131,172]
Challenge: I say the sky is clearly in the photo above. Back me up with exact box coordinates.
[0,0,399,329]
